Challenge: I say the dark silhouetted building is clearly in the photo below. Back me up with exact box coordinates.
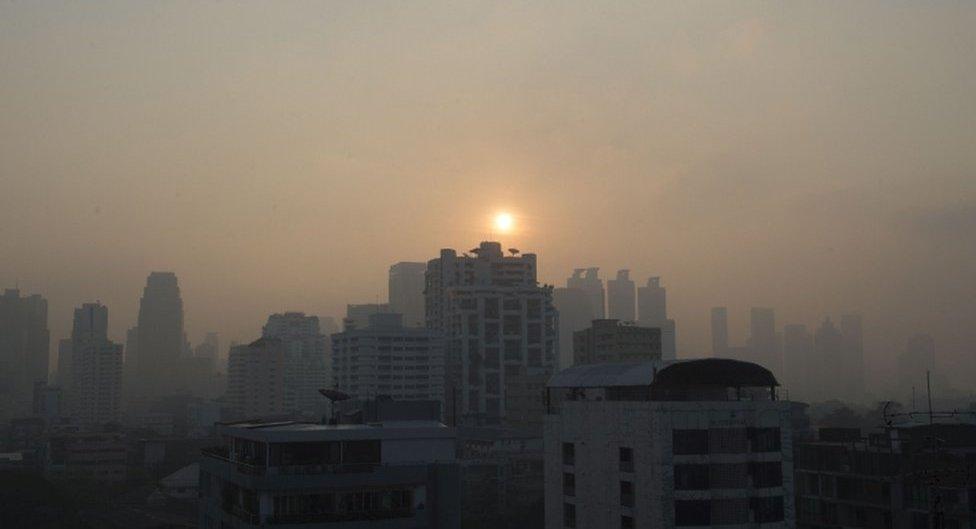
[132,272,186,400]
[226,337,287,420]
[0,288,50,421]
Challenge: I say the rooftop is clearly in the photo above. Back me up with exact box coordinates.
[216,420,453,443]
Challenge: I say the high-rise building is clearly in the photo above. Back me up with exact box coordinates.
[332,312,445,405]
[573,319,662,365]
[749,307,779,376]
[567,268,605,320]
[545,359,793,529]
[262,312,330,417]
[839,314,864,402]
[553,287,594,369]
[389,261,427,327]
[637,276,676,361]
[133,272,185,399]
[226,337,288,420]
[193,331,220,371]
[345,303,391,331]
[813,317,843,402]
[710,307,729,357]
[782,324,813,401]
[607,269,636,322]
[0,288,50,421]
[200,419,460,528]
[67,303,123,425]
[426,241,558,429]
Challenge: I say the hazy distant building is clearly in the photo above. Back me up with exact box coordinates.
[193,331,219,372]
[711,307,729,357]
[389,261,427,327]
[426,241,558,429]
[545,359,793,529]
[637,276,677,361]
[226,337,288,420]
[573,319,661,365]
[57,338,73,388]
[319,316,339,336]
[0,288,50,421]
[749,307,779,376]
[345,303,391,331]
[332,312,445,405]
[781,324,813,401]
[133,272,185,399]
[67,303,123,425]
[897,333,936,402]
[553,288,594,369]
[607,269,636,322]
[262,312,330,417]
[813,317,843,402]
[567,268,605,320]
[839,314,864,402]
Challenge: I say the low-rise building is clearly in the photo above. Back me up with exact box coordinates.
[572,319,661,366]
[544,359,794,529]
[199,420,460,528]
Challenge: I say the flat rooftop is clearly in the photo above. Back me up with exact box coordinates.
[216,420,454,443]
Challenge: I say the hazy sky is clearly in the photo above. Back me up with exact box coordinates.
[2,2,974,393]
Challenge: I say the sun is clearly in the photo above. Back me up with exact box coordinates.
[493,212,515,233]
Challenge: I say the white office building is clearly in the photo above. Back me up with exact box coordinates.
[544,359,794,529]
[425,241,558,428]
[332,312,445,405]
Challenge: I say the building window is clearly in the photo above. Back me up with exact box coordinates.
[619,447,634,473]
[562,442,575,466]
[748,427,781,452]
[675,500,710,526]
[674,464,709,490]
[620,480,634,507]
[563,472,575,497]
[621,515,634,529]
[673,429,708,455]
[749,461,782,488]
[749,496,784,523]
[563,503,576,528]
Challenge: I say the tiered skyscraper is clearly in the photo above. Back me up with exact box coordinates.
[389,261,427,327]
[132,272,186,401]
[0,289,50,421]
[425,241,558,430]
[262,312,330,417]
[66,303,123,425]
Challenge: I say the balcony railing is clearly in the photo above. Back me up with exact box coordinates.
[269,508,414,524]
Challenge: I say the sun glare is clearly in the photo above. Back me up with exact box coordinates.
[493,212,515,233]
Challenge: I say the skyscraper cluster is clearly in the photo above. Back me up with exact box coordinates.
[554,268,676,368]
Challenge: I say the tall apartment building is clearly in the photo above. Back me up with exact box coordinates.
[226,337,288,420]
[425,241,558,428]
[332,312,445,405]
[711,307,729,357]
[796,422,976,529]
[750,307,779,376]
[0,288,50,421]
[545,359,794,529]
[345,303,391,331]
[607,269,636,322]
[133,272,186,400]
[262,312,329,417]
[199,419,460,528]
[67,303,123,425]
[567,268,605,320]
[637,276,676,361]
[389,261,427,327]
[573,319,662,365]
